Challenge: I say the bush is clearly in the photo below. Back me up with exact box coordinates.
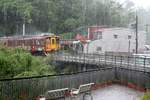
[142,92,150,100]
[0,45,55,79]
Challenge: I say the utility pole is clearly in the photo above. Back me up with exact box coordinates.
[128,40,131,53]
[135,14,138,54]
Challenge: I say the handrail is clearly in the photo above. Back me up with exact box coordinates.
[53,53,150,70]
[0,53,150,100]
[0,68,112,81]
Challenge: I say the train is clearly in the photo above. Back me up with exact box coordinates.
[0,34,60,54]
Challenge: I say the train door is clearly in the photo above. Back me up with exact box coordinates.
[50,37,56,50]
[56,36,60,50]
[45,37,51,52]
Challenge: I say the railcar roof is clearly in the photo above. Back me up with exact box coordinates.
[0,35,52,40]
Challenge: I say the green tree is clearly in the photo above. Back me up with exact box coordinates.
[0,0,135,35]
[0,0,33,35]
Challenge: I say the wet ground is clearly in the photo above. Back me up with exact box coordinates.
[66,84,144,100]
[92,85,144,100]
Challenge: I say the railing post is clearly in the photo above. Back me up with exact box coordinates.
[134,57,136,69]
[99,54,100,65]
[114,56,118,81]
[66,53,67,62]
[78,53,79,63]
[144,57,146,73]
[127,56,130,69]
[65,53,66,61]
[68,54,70,62]
[120,56,123,68]
[105,54,106,65]
[115,56,117,66]
[112,55,113,65]
[93,53,94,64]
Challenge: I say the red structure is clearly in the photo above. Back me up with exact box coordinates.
[75,33,87,43]
[88,26,106,40]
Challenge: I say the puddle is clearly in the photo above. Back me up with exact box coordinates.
[92,84,144,100]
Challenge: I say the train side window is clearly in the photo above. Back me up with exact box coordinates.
[56,38,59,44]
[46,38,50,44]
[41,40,44,45]
[27,40,31,46]
[32,40,34,45]
[36,40,40,45]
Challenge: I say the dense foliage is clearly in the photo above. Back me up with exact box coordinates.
[0,45,55,79]
[142,92,150,100]
[0,0,135,36]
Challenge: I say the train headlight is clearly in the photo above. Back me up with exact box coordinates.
[37,48,42,51]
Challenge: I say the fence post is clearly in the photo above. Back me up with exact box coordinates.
[120,56,123,68]
[114,56,118,81]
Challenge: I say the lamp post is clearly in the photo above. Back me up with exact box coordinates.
[128,40,131,53]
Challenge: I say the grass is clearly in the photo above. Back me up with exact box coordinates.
[142,92,150,100]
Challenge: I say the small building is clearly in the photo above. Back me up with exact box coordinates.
[84,27,146,54]
[88,26,106,40]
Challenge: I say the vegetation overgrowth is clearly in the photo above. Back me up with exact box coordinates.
[142,92,150,100]
[0,45,55,79]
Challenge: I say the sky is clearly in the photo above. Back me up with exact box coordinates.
[119,0,150,9]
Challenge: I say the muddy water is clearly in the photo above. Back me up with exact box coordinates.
[92,85,144,100]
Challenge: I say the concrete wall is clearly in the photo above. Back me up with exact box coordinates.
[116,68,150,88]
[84,28,146,54]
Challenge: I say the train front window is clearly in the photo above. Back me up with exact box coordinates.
[52,39,55,45]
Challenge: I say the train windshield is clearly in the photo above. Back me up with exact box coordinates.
[52,39,55,45]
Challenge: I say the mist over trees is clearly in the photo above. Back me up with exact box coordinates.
[0,0,135,36]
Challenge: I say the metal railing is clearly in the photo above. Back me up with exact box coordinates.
[0,53,150,99]
[0,69,115,100]
[53,53,150,73]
